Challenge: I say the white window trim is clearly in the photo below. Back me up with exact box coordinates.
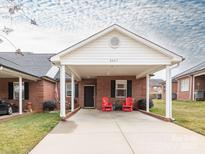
[180,79,189,92]
[13,82,25,100]
[66,82,71,97]
[115,80,127,98]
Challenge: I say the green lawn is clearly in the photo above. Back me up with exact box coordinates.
[0,112,60,154]
[150,99,205,135]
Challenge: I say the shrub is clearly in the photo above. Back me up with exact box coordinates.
[113,100,122,111]
[138,98,154,110]
[43,100,56,111]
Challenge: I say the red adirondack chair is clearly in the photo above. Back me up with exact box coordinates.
[102,97,113,111]
[122,97,133,112]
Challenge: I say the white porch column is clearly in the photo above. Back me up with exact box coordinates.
[192,76,195,101]
[146,74,150,112]
[71,73,75,112]
[60,65,66,118]
[165,65,172,118]
[19,76,23,114]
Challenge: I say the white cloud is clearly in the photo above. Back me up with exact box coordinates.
[0,22,90,53]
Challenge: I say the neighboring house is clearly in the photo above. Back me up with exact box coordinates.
[0,52,59,112]
[173,61,205,101]
[161,79,178,100]
[50,24,183,119]
[150,79,164,99]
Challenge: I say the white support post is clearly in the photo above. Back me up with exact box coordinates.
[60,65,66,118]
[165,65,172,119]
[71,73,75,112]
[146,74,150,112]
[192,76,195,101]
[19,76,23,114]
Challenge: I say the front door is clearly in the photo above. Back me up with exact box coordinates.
[84,86,95,108]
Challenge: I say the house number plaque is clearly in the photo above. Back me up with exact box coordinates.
[109,58,118,62]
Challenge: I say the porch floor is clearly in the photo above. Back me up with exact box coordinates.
[30,109,205,154]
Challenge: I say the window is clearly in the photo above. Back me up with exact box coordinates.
[66,83,71,96]
[180,79,189,91]
[116,80,127,98]
[13,82,25,100]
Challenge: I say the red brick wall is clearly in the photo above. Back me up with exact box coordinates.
[29,80,44,111]
[42,80,55,101]
[0,78,56,112]
[95,76,145,110]
[172,82,178,94]
[57,76,146,110]
[177,76,192,101]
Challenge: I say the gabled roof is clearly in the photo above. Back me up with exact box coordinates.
[50,24,184,63]
[174,61,205,79]
[0,52,57,78]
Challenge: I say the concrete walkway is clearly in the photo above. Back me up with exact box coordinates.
[30,109,205,154]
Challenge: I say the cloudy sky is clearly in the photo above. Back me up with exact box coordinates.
[0,0,205,79]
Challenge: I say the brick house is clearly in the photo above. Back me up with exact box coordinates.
[161,79,178,100]
[149,79,164,99]
[0,25,183,118]
[0,53,60,112]
[50,24,183,119]
[173,61,205,101]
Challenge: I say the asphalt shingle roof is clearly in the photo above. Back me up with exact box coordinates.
[174,61,205,78]
[0,52,54,77]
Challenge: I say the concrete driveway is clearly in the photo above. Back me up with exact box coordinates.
[30,109,205,154]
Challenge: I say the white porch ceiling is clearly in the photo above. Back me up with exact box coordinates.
[66,65,164,79]
[0,66,38,80]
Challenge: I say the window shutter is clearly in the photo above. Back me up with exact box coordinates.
[24,82,29,100]
[127,80,132,97]
[8,82,13,99]
[111,80,116,98]
[75,84,78,97]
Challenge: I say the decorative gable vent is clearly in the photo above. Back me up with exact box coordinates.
[110,37,120,48]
